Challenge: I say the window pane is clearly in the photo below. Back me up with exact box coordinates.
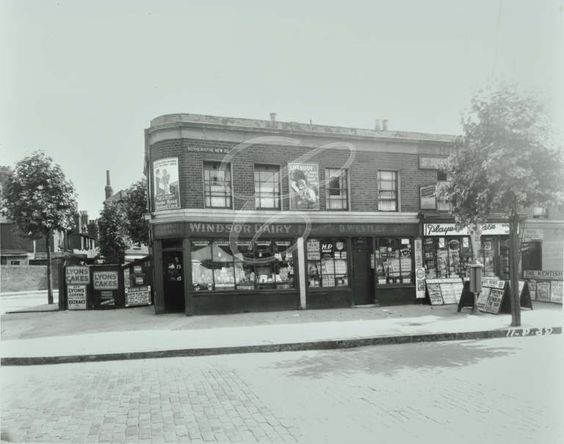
[212,241,235,290]
[325,169,348,210]
[375,238,413,284]
[306,238,349,288]
[255,165,280,209]
[204,162,231,208]
[234,242,255,290]
[274,240,295,289]
[255,241,275,288]
[191,241,214,291]
[378,171,397,211]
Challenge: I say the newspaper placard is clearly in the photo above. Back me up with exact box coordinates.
[550,281,563,304]
[93,271,119,290]
[484,288,505,314]
[125,286,152,307]
[536,282,551,302]
[66,266,90,285]
[67,285,87,310]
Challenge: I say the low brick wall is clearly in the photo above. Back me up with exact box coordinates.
[1,265,60,292]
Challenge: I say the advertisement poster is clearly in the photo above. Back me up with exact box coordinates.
[288,163,319,210]
[67,285,87,310]
[419,185,436,210]
[93,271,119,290]
[125,286,152,307]
[550,281,563,304]
[65,266,90,285]
[153,157,180,211]
[536,281,551,302]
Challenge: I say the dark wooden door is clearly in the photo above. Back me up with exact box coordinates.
[163,251,185,312]
[351,238,374,305]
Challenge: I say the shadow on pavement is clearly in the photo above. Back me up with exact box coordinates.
[271,340,516,378]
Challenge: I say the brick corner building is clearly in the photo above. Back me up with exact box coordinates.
[144,113,563,314]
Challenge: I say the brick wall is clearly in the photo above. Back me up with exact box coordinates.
[0,265,60,292]
[150,138,440,212]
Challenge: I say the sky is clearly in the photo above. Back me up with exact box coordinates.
[1,0,563,219]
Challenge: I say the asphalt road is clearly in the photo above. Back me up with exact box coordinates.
[1,335,563,443]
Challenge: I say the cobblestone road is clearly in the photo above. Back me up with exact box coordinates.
[2,335,563,443]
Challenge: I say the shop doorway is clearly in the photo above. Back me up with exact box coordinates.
[162,250,185,312]
[352,238,375,305]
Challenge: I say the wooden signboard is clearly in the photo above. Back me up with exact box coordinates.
[125,286,152,307]
[550,281,563,304]
[426,283,444,305]
[476,286,490,311]
[457,281,475,311]
[441,283,458,304]
[536,282,551,302]
[426,278,465,305]
[518,280,533,310]
[484,287,505,314]
[523,270,563,305]
[452,282,464,303]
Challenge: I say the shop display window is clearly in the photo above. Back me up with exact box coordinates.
[191,239,295,291]
[212,241,236,290]
[480,237,509,279]
[423,236,472,279]
[307,238,349,288]
[374,238,414,284]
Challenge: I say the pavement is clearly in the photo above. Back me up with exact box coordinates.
[1,298,562,366]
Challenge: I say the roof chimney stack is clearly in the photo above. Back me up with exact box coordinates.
[382,119,388,131]
[374,119,382,131]
[270,112,277,124]
[105,170,113,200]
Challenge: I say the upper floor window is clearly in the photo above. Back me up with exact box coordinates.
[254,165,281,209]
[203,162,232,208]
[532,207,548,219]
[436,181,451,211]
[325,168,348,210]
[377,170,398,211]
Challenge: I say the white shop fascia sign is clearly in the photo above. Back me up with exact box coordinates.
[424,223,510,237]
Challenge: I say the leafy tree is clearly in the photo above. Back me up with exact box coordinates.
[443,84,564,326]
[2,151,77,304]
[97,178,149,263]
[97,200,130,264]
[123,179,149,246]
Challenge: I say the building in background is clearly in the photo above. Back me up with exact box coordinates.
[102,170,148,262]
[0,165,97,265]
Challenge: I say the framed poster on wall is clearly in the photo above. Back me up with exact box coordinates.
[288,163,319,210]
[153,157,180,211]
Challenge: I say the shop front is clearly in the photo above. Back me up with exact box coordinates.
[151,220,420,314]
[421,221,510,280]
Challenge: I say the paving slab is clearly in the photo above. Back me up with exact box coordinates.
[1,301,562,365]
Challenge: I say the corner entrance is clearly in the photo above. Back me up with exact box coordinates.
[162,250,185,312]
[351,238,375,305]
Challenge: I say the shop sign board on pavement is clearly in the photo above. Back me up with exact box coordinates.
[426,278,463,305]
[67,285,87,310]
[65,266,90,285]
[523,270,563,305]
[125,286,152,307]
[93,271,119,290]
